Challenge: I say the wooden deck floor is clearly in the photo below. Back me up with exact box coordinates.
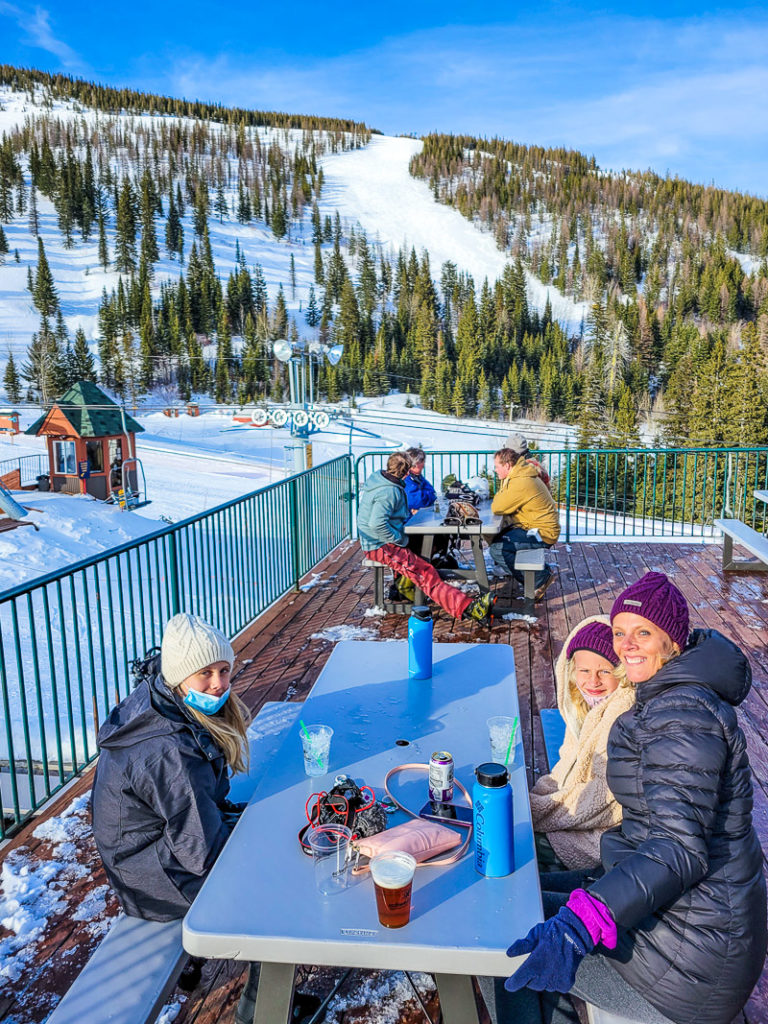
[2,539,768,1023]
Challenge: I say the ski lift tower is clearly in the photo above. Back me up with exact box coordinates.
[272,338,344,473]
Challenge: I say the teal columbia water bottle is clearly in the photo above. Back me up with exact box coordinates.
[408,605,433,679]
[473,762,514,876]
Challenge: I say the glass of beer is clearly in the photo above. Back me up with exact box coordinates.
[370,851,417,928]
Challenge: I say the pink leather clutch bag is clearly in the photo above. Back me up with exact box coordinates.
[352,818,462,874]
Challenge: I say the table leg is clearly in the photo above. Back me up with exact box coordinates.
[251,962,295,1024]
[435,973,481,1024]
[415,534,435,605]
[471,535,490,591]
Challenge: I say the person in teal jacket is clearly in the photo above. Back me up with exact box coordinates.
[358,452,491,623]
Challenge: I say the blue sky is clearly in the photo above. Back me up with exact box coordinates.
[2,1,768,197]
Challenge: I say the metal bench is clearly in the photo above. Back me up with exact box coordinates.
[361,557,413,614]
[48,700,299,1024]
[514,548,547,613]
[714,518,768,572]
[540,707,567,770]
[586,1005,645,1024]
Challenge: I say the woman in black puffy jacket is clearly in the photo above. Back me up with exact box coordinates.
[93,613,250,921]
[490,571,767,1024]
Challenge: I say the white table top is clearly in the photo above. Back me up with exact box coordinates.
[405,503,502,536]
[183,641,542,977]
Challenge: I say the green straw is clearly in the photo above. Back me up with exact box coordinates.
[503,716,519,767]
[300,719,323,767]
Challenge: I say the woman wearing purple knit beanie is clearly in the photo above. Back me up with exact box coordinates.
[494,571,767,1024]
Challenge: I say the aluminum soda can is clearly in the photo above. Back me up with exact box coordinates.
[429,751,454,803]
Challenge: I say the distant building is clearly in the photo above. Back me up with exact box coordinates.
[26,381,144,500]
[0,410,20,435]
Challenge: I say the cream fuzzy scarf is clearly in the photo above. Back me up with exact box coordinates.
[529,614,635,869]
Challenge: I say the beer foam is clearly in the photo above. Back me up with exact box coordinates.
[370,856,414,889]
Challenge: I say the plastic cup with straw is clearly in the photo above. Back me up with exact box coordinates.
[503,715,519,767]
[300,720,333,777]
[487,715,519,766]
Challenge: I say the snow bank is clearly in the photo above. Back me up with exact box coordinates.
[311,625,380,642]
[0,794,102,988]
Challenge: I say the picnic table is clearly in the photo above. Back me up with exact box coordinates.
[405,502,502,601]
[183,640,542,1024]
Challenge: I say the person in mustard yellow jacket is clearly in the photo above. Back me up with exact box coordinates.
[489,447,560,597]
[530,616,635,871]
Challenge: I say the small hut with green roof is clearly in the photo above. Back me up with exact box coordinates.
[26,381,144,500]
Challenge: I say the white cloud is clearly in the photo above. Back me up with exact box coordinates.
[0,2,84,69]
[147,13,768,194]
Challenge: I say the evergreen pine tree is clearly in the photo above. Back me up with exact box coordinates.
[27,186,39,236]
[97,207,109,269]
[272,286,288,339]
[72,328,97,382]
[33,237,58,317]
[115,178,138,274]
[271,194,287,240]
[305,286,319,328]
[3,351,21,403]
[314,240,324,285]
[139,170,159,271]
[139,284,155,390]
[165,189,183,260]
[214,308,234,402]
[215,181,228,222]
[0,224,8,264]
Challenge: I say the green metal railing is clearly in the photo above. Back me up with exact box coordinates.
[0,454,352,839]
[0,453,49,487]
[354,446,768,541]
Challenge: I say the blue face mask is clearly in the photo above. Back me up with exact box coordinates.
[183,687,230,716]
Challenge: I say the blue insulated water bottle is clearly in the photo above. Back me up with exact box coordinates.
[408,605,433,679]
[473,762,514,877]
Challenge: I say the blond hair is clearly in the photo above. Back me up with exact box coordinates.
[186,690,251,774]
[386,452,411,477]
[566,658,624,723]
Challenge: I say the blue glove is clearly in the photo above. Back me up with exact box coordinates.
[505,906,595,993]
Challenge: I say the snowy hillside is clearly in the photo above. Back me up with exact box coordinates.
[0,83,584,381]
[319,135,586,330]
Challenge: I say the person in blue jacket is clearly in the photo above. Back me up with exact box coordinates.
[404,447,437,511]
[404,446,457,570]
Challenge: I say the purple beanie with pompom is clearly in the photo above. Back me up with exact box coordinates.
[610,571,689,652]
[566,621,620,667]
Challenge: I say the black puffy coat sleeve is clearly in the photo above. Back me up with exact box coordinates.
[590,697,728,928]
[134,744,231,883]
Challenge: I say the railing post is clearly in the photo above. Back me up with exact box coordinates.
[565,455,571,543]
[289,475,301,590]
[168,530,181,615]
[346,455,354,539]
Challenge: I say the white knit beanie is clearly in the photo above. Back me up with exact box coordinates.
[161,613,234,687]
